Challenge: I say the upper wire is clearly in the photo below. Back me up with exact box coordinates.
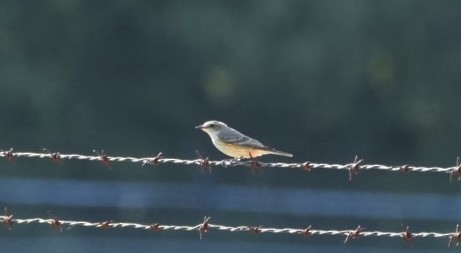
[1,149,458,177]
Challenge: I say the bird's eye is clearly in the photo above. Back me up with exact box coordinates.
[208,124,215,128]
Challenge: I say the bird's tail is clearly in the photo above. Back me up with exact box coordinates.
[268,148,293,157]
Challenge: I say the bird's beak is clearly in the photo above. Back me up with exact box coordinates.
[195,124,205,129]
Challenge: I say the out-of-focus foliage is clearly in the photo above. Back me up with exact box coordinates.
[1,0,460,165]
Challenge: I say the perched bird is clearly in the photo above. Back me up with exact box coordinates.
[196,120,293,158]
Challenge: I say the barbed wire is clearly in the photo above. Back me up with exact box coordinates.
[1,148,461,181]
[2,148,461,247]
[1,214,460,246]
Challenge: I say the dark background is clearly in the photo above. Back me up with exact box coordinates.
[1,1,461,252]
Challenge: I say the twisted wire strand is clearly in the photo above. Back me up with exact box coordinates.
[3,150,460,246]
[1,215,460,246]
[2,150,459,177]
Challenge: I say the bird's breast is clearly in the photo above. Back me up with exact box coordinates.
[212,139,268,158]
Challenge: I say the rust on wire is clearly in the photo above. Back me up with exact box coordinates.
[401,226,414,244]
[1,148,16,162]
[0,215,458,246]
[249,153,261,172]
[298,225,313,237]
[196,150,212,173]
[142,152,164,166]
[2,208,13,231]
[199,216,211,240]
[348,155,363,181]
[97,220,113,229]
[43,148,62,165]
[50,216,63,232]
[448,224,461,247]
[344,225,364,244]
[399,165,412,172]
[93,149,111,169]
[300,162,313,171]
[149,223,162,232]
[250,226,262,234]
[450,157,461,183]
[1,149,459,182]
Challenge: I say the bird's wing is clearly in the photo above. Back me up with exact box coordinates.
[219,128,268,149]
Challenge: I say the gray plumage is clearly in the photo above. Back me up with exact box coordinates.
[196,120,293,158]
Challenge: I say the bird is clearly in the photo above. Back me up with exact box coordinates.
[196,120,293,158]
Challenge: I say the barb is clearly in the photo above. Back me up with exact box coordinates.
[0,149,459,181]
[348,155,362,181]
[0,215,459,246]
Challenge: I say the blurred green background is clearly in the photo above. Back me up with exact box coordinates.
[1,0,461,252]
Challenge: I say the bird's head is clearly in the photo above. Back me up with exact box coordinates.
[195,120,228,134]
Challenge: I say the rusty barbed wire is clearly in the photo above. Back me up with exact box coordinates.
[1,149,460,181]
[0,215,460,246]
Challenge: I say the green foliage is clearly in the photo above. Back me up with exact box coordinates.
[0,0,460,175]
